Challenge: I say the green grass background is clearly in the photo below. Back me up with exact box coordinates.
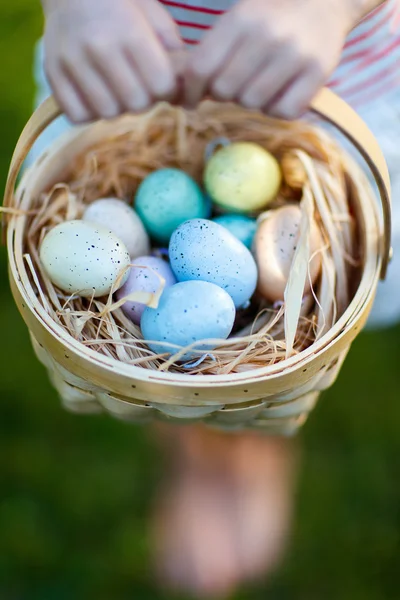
[0,2,399,599]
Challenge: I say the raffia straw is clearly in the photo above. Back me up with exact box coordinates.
[315,250,337,338]
[284,185,314,359]
[22,103,364,374]
[297,150,349,317]
[101,263,166,316]
[0,207,36,217]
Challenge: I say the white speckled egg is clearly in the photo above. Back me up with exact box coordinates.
[254,204,323,302]
[115,256,177,324]
[169,219,258,308]
[40,220,131,298]
[204,142,282,213]
[83,197,150,258]
[141,280,236,360]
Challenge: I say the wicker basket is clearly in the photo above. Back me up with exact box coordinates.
[3,89,392,435]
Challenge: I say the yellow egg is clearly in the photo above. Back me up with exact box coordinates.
[254,204,323,302]
[204,142,281,213]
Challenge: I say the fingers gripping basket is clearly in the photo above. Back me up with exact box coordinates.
[3,90,392,435]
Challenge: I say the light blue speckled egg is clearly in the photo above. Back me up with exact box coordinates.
[135,168,209,245]
[169,219,258,308]
[213,214,257,249]
[115,256,176,325]
[141,280,235,360]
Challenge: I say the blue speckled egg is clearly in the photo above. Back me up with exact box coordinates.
[115,256,177,325]
[135,168,208,244]
[213,214,257,249]
[169,219,258,308]
[141,280,235,360]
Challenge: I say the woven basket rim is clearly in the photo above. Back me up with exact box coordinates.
[8,116,382,385]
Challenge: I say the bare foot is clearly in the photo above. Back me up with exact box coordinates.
[151,424,299,598]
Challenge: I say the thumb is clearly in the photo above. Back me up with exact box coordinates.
[138,0,183,51]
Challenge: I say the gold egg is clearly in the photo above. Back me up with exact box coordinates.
[204,142,281,213]
[254,204,323,302]
[280,152,307,191]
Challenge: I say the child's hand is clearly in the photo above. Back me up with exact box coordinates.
[42,0,183,122]
[183,0,358,118]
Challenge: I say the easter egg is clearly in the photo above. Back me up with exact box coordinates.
[115,256,177,325]
[254,205,323,302]
[213,214,257,249]
[141,281,236,360]
[135,168,209,244]
[40,220,130,298]
[169,219,258,308]
[83,197,150,258]
[204,142,281,212]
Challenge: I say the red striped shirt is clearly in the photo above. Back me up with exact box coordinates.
[158,0,400,107]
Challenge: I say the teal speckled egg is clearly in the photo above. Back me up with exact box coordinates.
[135,168,209,245]
[213,214,257,249]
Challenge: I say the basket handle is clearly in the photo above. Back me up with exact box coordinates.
[3,88,392,279]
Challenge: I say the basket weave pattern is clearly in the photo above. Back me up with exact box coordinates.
[30,333,348,434]
[3,91,391,434]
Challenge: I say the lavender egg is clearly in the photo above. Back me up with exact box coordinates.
[169,219,258,308]
[141,280,236,360]
[115,256,177,324]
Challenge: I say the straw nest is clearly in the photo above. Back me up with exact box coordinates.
[22,101,367,376]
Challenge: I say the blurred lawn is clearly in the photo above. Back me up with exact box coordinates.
[0,2,399,599]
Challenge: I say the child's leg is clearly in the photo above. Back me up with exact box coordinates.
[152,424,297,597]
[26,39,73,167]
